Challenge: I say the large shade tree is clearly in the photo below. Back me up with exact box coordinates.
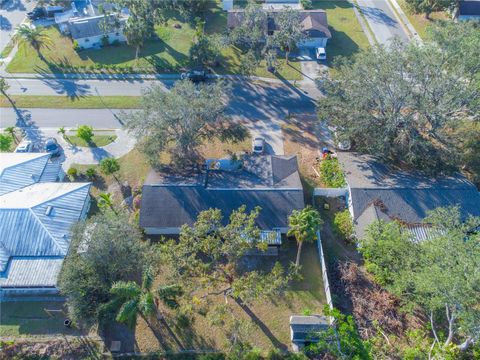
[125,80,246,167]
[161,206,296,305]
[317,30,480,174]
[271,7,305,63]
[58,213,150,327]
[359,207,480,354]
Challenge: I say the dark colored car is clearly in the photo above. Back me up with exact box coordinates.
[44,137,60,156]
[27,7,46,20]
[180,70,207,83]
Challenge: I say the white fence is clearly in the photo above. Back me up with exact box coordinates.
[316,229,334,325]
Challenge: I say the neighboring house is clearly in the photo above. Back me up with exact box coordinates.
[227,9,332,49]
[140,155,305,252]
[290,315,330,352]
[68,15,127,49]
[454,0,480,20]
[338,152,480,241]
[222,0,300,11]
[0,154,90,298]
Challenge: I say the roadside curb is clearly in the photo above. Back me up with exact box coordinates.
[350,0,377,47]
[387,0,423,43]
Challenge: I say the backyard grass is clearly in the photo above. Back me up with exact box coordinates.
[67,134,117,147]
[0,95,140,109]
[0,301,85,337]
[0,40,15,59]
[312,0,370,63]
[135,240,327,352]
[396,0,449,39]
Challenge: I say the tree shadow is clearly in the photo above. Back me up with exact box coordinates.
[234,298,288,351]
[311,0,352,10]
[1,0,26,12]
[0,15,12,31]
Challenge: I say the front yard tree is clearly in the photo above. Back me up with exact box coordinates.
[271,7,304,63]
[76,125,94,143]
[288,206,322,267]
[15,25,51,61]
[99,157,120,179]
[161,206,295,305]
[4,127,17,144]
[189,34,223,67]
[317,37,479,174]
[125,80,241,167]
[59,213,150,327]
[404,0,455,19]
[97,193,116,214]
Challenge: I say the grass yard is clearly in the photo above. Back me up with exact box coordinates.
[0,95,140,109]
[312,0,370,63]
[0,301,85,337]
[67,134,117,147]
[0,40,15,59]
[396,0,449,39]
[135,240,327,352]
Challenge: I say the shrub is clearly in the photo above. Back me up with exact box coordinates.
[0,134,12,152]
[67,167,78,179]
[333,209,354,242]
[76,125,94,143]
[101,35,109,47]
[72,40,80,51]
[111,39,120,46]
[319,157,346,188]
[99,157,120,176]
[301,0,313,10]
[85,167,96,179]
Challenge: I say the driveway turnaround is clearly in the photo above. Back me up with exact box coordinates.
[356,0,410,45]
[0,0,36,53]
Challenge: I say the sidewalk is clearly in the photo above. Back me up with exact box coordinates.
[388,0,423,43]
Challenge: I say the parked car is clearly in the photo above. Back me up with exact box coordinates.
[14,140,34,153]
[27,7,46,20]
[252,137,265,154]
[44,138,60,156]
[180,70,207,83]
[316,47,327,61]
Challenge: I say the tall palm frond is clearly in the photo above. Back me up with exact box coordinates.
[116,299,139,327]
[15,25,52,52]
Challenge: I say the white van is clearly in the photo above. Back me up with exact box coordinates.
[316,47,327,61]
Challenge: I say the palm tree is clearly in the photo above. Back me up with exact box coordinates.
[288,206,323,267]
[107,267,157,329]
[4,127,17,144]
[15,25,52,61]
[57,126,67,141]
[0,77,15,108]
[97,193,116,214]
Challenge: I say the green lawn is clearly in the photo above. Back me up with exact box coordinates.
[0,95,140,109]
[68,134,117,147]
[396,0,448,39]
[0,301,84,337]
[312,0,370,63]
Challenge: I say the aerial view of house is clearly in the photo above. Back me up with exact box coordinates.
[0,0,479,358]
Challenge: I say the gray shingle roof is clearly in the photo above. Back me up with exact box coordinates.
[140,155,305,231]
[339,152,480,239]
[459,0,480,15]
[290,315,329,342]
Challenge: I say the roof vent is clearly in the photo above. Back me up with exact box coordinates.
[45,206,53,216]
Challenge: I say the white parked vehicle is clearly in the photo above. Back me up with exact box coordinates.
[252,137,265,154]
[14,140,34,153]
[316,47,327,61]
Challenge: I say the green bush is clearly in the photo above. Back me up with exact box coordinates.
[76,125,94,143]
[85,167,96,179]
[333,209,354,241]
[0,134,12,152]
[67,167,78,179]
[72,40,80,51]
[99,157,120,176]
[101,35,109,47]
[301,0,313,10]
[319,157,346,188]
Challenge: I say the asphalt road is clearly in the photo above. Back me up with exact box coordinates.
[356,0,410,45]
[0,0,36,52]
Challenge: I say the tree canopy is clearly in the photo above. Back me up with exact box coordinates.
[160,206,296,305]
[317,23,480,174]
[358,207,480,353]
[58,213,150,327]
[125,80,246,167]
[404,0,455,19]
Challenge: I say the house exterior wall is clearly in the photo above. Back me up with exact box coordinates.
[458,14,480,20]
[144,227,181,235]
[75,32,126,49]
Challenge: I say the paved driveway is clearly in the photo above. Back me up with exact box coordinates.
[0,0,36,53]
[356,0,409,45]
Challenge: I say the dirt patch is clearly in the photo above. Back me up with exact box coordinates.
[0,338,104,360]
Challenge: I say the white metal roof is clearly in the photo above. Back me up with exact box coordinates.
[0,258,63,287]
[0,153,58,195]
